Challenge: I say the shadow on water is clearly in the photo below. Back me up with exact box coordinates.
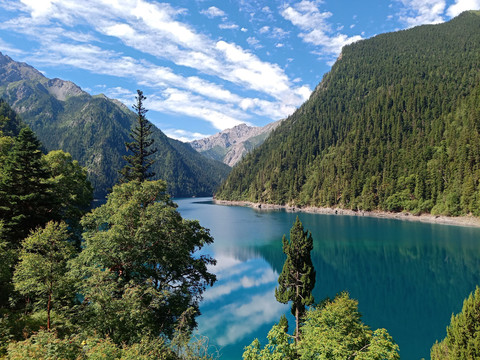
[176,197,480,360]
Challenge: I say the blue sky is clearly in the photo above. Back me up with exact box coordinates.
[0,0,479,142]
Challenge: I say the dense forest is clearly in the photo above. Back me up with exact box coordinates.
[0,53,230,198]
[216,11,480,217]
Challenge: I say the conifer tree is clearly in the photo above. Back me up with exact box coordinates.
[275,216,316,342]
[0,127,52,246]
[119,90,157,182]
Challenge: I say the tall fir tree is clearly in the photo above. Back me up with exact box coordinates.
[119,90,157,182]
[0,127,53,246]
[275,216,316,342]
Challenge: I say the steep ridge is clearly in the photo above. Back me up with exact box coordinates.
[190,121,282,166]
[216,11,480,216]
[0,52,230,198]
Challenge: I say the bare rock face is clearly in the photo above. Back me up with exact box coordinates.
[45,78,86,101]
[190,120,282,166]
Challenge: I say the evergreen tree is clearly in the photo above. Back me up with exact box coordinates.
[119,90,157,182]
[431,286,480,359]
[275,217,316,342]
[0,127,53,246]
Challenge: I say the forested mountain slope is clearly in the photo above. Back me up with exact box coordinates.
[216,11,480,216]
[0,52,230,198]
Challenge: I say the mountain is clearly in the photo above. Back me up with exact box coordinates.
[216,11,480,217]
[0,52,230,198]
[189,121,282,166]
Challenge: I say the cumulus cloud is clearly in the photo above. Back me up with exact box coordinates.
[281,0,362,59]
[395,0,446,27]
[446,0,480,16]
[200,6,225,18]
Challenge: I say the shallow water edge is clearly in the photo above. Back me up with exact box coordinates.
[213,199,480,228]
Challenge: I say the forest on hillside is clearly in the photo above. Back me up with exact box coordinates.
[216,11,480,217]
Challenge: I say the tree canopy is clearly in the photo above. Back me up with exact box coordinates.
[72,180,216,344]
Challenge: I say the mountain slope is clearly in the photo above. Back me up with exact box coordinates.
[216,11,480,216]
[0,52,230,198]
[190,121,282,166]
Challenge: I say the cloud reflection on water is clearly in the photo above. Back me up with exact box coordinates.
[197,251,288,347]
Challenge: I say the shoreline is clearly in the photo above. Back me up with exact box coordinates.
[213,199,480,228]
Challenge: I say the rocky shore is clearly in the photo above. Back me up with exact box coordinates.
[213,199,480,228]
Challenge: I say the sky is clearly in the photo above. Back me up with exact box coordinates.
[0,0,479,142]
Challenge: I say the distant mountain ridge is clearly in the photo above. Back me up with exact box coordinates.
[0,52,230,198]
[190,121,282,166]
[216,11,480,217]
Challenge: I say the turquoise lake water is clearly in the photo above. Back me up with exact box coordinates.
[176,197,480,360]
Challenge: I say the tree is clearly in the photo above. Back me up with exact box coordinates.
[299,292,399,360]
[431,286,480,359]
[44,150,93,248]
[72,180,216,344]
[0,127,53,246]
[119,90,157,182]
[275,216,316,342]
[243,293,399,360]
[13,221,75,331]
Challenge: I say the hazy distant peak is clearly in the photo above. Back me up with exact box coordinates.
[190,120,283,166]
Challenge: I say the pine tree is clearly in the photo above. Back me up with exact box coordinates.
[275,216,316,342]
[0,127,53,246]
[119,90,157,182]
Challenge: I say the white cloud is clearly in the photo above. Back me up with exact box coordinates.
[200,6,225,18]
[395,0,446,27]
[447,0,480,16]
[246,36,262,49]
[219,23,239,30]
[163,128,210,142]
[1,0,311,132]
[259,25,270,33]
[241,27,248,32]
[281,0,363,59]
[0,37,24,55]
[148,89,246,130]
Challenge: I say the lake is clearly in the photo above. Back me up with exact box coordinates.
[176,197,480,360]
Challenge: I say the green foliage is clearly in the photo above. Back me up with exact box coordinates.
[431,287,480,359]
[13,221,76,331]
[299,293,399,360]
[275,217,316,341]
[243,293,399,360]
[216,12,480,217]
[0,98,23,137]
[119,90,157,183]
[243,323,295,360]
[6,330,179,360]
[0,127,53,246]
[72,180,216,344]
